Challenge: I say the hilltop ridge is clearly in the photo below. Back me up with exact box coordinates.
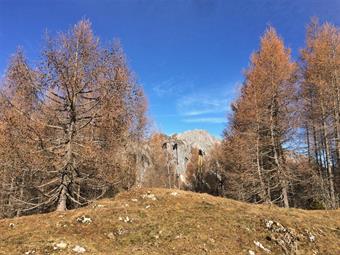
[0,188,339,254]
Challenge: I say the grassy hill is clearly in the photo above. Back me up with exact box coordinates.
[0,188,339,255]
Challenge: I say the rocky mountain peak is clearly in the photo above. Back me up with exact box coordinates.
[174,129,220,154]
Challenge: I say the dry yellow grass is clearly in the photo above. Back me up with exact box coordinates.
[0,188,339,255]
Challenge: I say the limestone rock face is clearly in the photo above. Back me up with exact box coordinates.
[136,129,220,185]
[169,129,220,176]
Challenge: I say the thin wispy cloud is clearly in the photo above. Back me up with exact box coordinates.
[152,79,176,97]
[176,82,239,117]
[182,117,226,124]
[152,76,193,97]
[177,96,228,116]
[175,82,240,126]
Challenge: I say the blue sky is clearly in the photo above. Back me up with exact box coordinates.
[1,0,340,137]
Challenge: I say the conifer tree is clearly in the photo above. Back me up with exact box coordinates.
[223,27,296,207]
[0,20,147,215]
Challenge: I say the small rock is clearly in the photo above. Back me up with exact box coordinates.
[254,241,271,253]
[118,216,132,223]
[9,223,15,228]
[248,250,256,255]
[175,233,183,239]
[116,228,125,235]
[265,220,274,229]
[170,191,178,196]
[265,219,286,232]
[76,215,92,224]
[131,198,138,202]
[309,234,316,242]
[142,193,157,201]
[24,251,35,255]
[306,230,316,242]
[72,245,86,253]
[107,232,116,240]
[145,205,151,209]
[53,241,67,250]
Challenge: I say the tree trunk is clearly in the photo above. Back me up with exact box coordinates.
[254,90,270,203]
[320,96,337,208]
[56,184,67,212]
[270,97,289,208]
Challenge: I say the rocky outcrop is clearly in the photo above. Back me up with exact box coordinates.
[166,129,220,176]
[136,129,220,185]
[175,129,219,154]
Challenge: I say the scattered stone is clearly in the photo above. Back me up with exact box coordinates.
[254,241,271,253]
[118,216,132,223]
[76,215,92,224]
[264,219,300,254]
[170,191,178,196]
[142,192,157,201]
[265,220,274,229]
[107,232,116,240]
[53,241,68,250]
[306,229,316,242]
[131,198,138,202]
[9,223,15,228]
[248,250,256,255]
[72,245,86,253]
[24,251,35,255]
[175,233,183,239]
[265,219,286,233]
[145,205,151,209]
[116,227,126,235]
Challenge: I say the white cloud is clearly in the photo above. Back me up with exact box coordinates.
[176,94,230,117]
[182,117,226,124]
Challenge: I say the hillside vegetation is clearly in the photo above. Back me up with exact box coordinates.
[0,188,339,255]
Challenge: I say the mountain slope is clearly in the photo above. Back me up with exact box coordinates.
[0,188,339,255]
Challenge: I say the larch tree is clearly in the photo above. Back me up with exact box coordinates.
[0,20,147,215]
[223,27,296,207]
[0,50,43,217]
[141,133,174,188]
[300,19,340,209]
